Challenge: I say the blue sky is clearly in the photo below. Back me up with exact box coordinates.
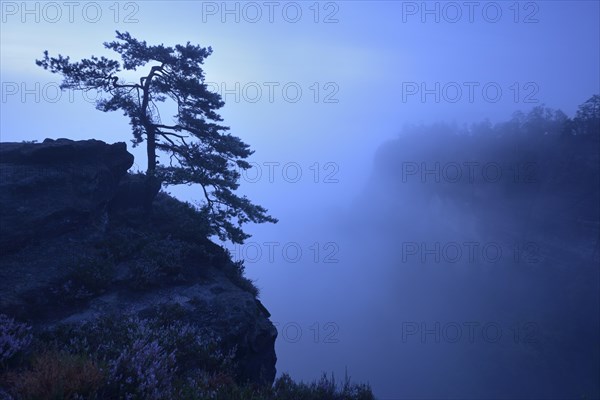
[1,1,599,398]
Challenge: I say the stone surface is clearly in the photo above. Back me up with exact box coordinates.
[0,138,133,254]
[0,138,277,386]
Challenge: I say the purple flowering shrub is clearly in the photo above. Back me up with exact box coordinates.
[108,338,176,399]
[44,307,236,399]
[1,309,374,399]
[0,314,32,367]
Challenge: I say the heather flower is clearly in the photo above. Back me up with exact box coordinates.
[108,338,176,400]
[0,314,32,366]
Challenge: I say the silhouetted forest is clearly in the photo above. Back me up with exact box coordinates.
[370,95,599,241]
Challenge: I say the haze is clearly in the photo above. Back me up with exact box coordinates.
[1,1,599,398]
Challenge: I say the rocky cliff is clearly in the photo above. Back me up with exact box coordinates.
[0,139,277,394]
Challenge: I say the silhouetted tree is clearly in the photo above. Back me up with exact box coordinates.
[572,94,600,136]
[522,106,568,136]
[36,31,277,243]
[561,95,600,137]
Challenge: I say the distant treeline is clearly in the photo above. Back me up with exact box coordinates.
[401,94,600,138]
[372,94,599,239]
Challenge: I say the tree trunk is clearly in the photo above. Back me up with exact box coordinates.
[147,127,156,174]
[140,66,162,175]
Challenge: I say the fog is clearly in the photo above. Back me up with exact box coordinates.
[1,1,599,398]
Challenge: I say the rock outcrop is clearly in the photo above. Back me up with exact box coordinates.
[0,139,277,386]
[0,138,133,254]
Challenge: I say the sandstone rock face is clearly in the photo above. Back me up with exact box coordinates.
[0,139,277,386]
[0,138,134,254]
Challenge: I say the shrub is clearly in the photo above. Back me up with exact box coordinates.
[107,339,176,400]
[102,225,152,262]
[129,305,236,375]
[129,237,191,289]
[46,311,235,391]
[222,259,260,298]
[3,313,375,400]
[0,315,32,368]
[58,252,115,301]
[152,192,212,244]
[171,371,375,400]
[129,258,165,289]
[140,237,190,275]
[272,372,375,400]
[4,351,104,399]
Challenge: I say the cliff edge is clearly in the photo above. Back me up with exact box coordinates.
[0,138,277,395]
